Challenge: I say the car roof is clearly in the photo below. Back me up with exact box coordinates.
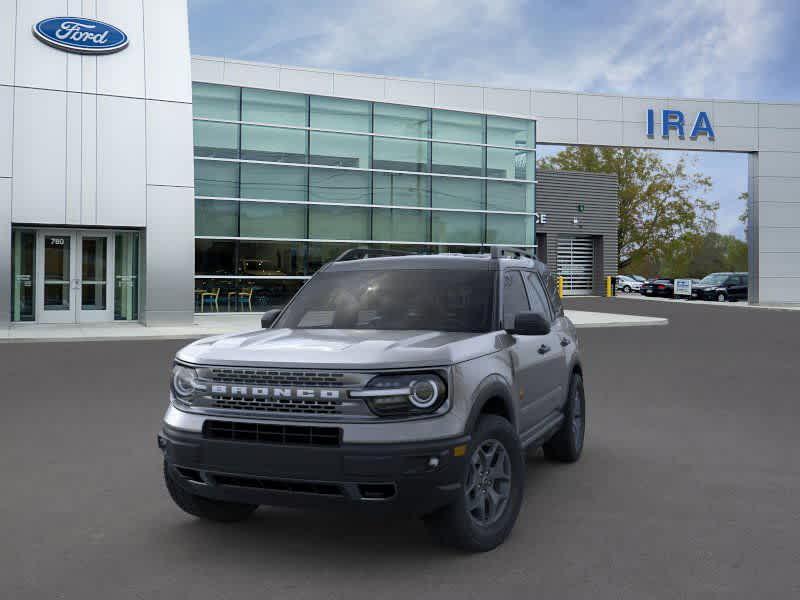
[324,252,548,273]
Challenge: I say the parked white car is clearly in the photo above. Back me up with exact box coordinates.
[616,275,643,293]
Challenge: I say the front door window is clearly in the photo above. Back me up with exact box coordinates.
[43,235,72,314]
[81,237,108,312]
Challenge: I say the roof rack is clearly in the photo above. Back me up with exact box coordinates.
[489,246,537,261]
[334,247,415,262]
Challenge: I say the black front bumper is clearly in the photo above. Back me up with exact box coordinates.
[159,425,470,516]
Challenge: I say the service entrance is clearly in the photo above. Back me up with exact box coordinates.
[557,236,594,296]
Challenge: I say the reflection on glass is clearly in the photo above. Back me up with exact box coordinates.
[196,199,239,237]
[310,132,369,168]
[11,230,35,321]
[432,211,483,244]
[195,240,237,275]
[311,96,370,131]
[486,214,533,245]
[193,121,239,159]
[432,110,484,143]
[238,241,306,276]
[309,205,370,240]
[373,208,430,242]
[431,143,483,176]
[239,202,307,238]
[114,232,139,321]
[192,83,240,121]
[309,169,370,204]
[194,160,239,198]
[374,104,429,137]
[242,89,307,126]
[432,177,484,210]
[241,163,307,201]
[81,237,107,310]
[373,137,428,172]
[241,125,306,163]
[486,116,534,148]
[44,235,71,311]
[487,181,534,212]
[486,148,533,180]
[373,173,430,207]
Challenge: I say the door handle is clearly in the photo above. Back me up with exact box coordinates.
[537,344,551,355]
[560,337,571,347]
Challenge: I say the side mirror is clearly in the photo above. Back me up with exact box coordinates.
[261,309,281,329]
[507,311,551,336]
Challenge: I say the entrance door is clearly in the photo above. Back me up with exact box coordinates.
[557,236,594,296]
[36,231,114,323]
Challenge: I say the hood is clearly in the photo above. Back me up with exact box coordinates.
[176,328,504,369]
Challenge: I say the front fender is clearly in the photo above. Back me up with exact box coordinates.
[464,373,517,434]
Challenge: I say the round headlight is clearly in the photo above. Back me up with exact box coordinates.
[409,378,440,408]
[172,364,198,399]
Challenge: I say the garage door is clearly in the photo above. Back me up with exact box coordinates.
[557,236,594,296]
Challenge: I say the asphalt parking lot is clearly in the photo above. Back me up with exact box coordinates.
[2,298,799,599]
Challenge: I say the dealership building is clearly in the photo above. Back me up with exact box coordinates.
[2,2,800,327]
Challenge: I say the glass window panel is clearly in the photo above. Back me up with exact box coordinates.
[310,96,370,131]
[239,202,307,239]
[11,230,35,322]
[196,199,239,237]
[431,177,484,210]
[194,160,239,198]
[309,206,370,240]
[192,83,240,120]
[194,278,236,313]
[81,237,108,311]
[486,116,534,148]
[374,103,429,137]
[193,121,239,158]
[486,148,533,180]
[242,88,307,126]
[431,142,483,176]
[487,181,534,212]
[238,241,307,276]
[309,131,369,168]
[373,137,428,172]
[242,279,306,312]
[306,242,360,273]
[309,168,370,204]
[114,232,139,321]
[44,235,71,311]
[432,211,483,244]
[486,214,533,245]
[240,163,307,201]
[241,125,306,163]
[373,173,430,207]
[373,208,430,242]
[432,110,484,143]
[195,240,236,275]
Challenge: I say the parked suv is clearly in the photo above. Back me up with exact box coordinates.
[159,248,585,552]
[691,272,749,302]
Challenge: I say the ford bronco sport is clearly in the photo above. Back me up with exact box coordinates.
[159,248,586,552]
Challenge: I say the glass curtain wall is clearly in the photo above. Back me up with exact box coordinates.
[192,82,536,312]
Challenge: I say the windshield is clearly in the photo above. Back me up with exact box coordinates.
[275,269,496,332]
[700,273,728,285]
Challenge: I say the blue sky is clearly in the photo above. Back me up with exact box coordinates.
[188,0,800,239]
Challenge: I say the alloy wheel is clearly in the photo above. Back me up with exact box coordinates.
[465,439,512,526]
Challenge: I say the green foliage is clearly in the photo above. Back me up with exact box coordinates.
[623,232,747,278]
[538,146,718,270]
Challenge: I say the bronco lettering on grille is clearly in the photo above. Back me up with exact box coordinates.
[210,384,341,400]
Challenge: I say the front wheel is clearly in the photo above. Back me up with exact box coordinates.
[717,292,727,302]
[423,415,524,552]
[543,373,586,463]
[623,285,632,293]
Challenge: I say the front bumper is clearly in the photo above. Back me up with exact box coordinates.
[159,424,470,516]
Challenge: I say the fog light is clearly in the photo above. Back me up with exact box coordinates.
[427,457,440,469]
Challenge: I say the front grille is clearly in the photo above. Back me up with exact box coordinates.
[207,368,347,387]
[212,474,344,497]
[203,420,342,447]
[211,395,342,415]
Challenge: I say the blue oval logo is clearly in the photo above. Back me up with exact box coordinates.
[33,17,128,55]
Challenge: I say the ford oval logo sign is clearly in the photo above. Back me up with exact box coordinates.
[33,17,128,55]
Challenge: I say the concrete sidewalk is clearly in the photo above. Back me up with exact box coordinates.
[0,310,667,343]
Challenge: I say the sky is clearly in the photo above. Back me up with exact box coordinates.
[188,0,800,240]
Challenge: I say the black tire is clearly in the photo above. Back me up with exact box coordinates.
[423,415,524,553]
[543,373,586,463]
[163,462,258,522]
[717,292,727,302]
[623,285,632,293]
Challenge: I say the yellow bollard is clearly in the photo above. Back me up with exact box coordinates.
[557,276,564,298]
[606,276,612,297]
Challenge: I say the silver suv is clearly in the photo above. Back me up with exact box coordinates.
[159,248,586,552]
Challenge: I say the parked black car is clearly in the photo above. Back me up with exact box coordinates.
[640,279,674,298]
[691,272,748,302]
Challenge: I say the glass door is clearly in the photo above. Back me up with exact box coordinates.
[37,231,77,323]
[78,232,114,322]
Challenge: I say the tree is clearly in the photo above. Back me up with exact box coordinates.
[538,147,718,271]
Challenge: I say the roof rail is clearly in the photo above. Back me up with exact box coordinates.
[489,246,537,261]
[334,247,415,262]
